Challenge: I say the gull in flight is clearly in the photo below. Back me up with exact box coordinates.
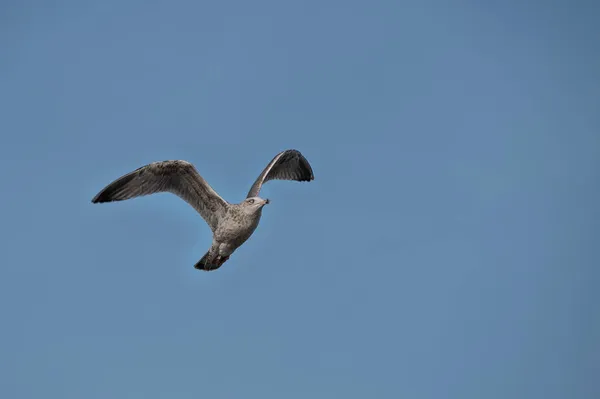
[91,149,314,271]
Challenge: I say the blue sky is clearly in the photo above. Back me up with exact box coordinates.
[1,1,598,398]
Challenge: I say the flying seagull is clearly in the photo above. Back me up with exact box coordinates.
[91,149,314,271]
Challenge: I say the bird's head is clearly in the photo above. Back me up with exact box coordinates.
[240,196,270,214]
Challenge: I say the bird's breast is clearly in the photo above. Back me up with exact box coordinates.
[214,211,261,244]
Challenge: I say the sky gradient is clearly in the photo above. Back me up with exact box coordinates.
[1,1,599,398]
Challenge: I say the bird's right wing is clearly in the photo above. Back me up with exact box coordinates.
[92,160,228,231]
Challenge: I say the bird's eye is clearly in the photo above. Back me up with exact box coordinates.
[248,199,255,204]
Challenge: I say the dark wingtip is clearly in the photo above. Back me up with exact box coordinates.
[91,169,140,204]
[307,169,315,181]
[281,148,314,182]
[300,156,314,182]
[91,191,110,204]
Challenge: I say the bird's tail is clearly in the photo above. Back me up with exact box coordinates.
[194,251,227,271]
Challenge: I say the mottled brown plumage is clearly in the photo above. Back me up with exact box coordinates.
[91,149,314,271]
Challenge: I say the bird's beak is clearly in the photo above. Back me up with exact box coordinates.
[265,199,270,205]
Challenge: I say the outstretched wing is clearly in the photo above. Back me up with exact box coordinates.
[246,149,314,198]
[92,160,228,231]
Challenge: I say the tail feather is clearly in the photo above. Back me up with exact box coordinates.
[194,251,226,271]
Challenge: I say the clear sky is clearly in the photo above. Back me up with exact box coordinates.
[1,1,598,398]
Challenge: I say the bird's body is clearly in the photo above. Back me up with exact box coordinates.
[91,149,314,271]
[202,198,267,269]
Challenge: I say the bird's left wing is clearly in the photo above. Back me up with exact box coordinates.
[246,149,314,198]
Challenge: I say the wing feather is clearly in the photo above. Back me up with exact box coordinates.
[246,149,314,198]
[91,160,228,231]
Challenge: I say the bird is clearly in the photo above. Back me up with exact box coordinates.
[91,149,314,271]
